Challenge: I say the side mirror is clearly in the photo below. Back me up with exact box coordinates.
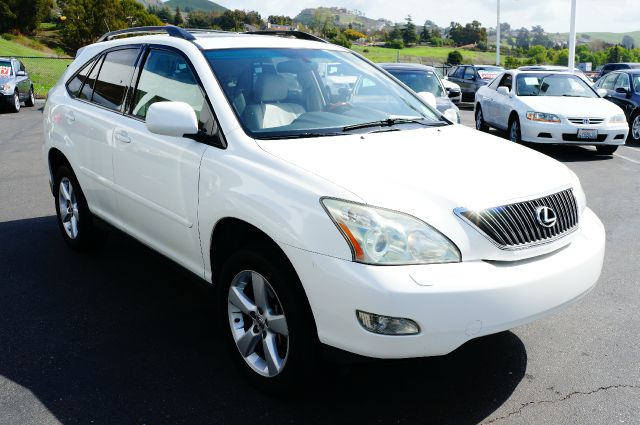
[615,87,630,95]
[418,91,437,109]
[16,70,26,76]
[596,88,608,98]
[146,101,199,138]
[496,86,510,96]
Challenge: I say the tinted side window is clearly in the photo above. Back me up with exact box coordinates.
[614,73,630,90]
[453,67,464,79]
[91,48,139,111]
[601,73,618,90]
[131,49,210,130]
[79,56,103,101]
[463,67,475,80]
[67,57,100,97]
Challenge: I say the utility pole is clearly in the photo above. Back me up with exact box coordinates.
[496,0,501,66]
[568,0,577,72]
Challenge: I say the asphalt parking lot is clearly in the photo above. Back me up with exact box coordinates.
[1,104,639,425]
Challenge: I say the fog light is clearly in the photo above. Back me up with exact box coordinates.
[356,310,420,335]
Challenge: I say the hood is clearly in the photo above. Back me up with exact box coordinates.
[519,95,624,118]
[256,124,572,219]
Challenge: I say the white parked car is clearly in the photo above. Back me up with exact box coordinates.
[475,70,629,154]
[44,26,605,390]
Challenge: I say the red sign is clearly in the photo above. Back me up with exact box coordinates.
[0,66,10,77]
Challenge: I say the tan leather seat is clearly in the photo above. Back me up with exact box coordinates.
[243,74,305,130]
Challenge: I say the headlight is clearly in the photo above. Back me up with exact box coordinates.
[610,114,626,124]
[1,83,11,92]
[526,111,561,123]
[321,198,461,265]
[444,108,460,124]
[567,170,587,216]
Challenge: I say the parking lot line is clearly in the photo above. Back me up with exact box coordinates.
[615,146,640,164]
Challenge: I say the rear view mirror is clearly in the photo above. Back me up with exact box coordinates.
[145,102,199,138]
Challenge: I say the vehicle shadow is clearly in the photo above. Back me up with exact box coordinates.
[524,143,615,162]
[0,216,527,425]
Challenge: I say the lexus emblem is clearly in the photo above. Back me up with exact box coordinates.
[583,118,590,125]
[535,206,557,228]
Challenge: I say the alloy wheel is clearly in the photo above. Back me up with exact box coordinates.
[632,115,640,141]
[58,177,79,239]
[227,270,289,378]
[13,92,20,111]
[476,109,483,130]
[510,120,520,142]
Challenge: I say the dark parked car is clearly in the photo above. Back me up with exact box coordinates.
[447,64,504,102]
[380,63,460,123]
[0,57,35,113]
[595,69,640,143]
[595,63,640,82]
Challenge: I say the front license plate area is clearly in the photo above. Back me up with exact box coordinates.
[577,129,598,139]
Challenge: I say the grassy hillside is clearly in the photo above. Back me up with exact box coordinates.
[295,7,387,32]
[163,0,227,12]
[352,45,502,66]
[0,35,71,98]
[558,31,640,45]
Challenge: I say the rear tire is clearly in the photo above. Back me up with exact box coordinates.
[219,246,319,393]
[24,87,35,107]
[596,145,618,155]
[53,165,106,251]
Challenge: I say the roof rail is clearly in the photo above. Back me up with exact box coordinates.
[97,25,196,42]
[243,30,327,44]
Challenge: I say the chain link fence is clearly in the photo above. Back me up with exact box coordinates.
[12,56,74,98]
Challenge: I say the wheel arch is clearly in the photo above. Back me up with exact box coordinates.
[210,216,319,331]
[508,110,520,125]
[47,148,72,195]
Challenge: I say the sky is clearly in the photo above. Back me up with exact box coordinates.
[211,0,640,33]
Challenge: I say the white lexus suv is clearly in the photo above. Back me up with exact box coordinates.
[43,26,605,390]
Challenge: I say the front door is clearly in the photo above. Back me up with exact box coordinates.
[113,47,213,275]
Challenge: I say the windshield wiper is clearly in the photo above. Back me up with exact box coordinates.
[257,132,343,140]
[342,117,443,132]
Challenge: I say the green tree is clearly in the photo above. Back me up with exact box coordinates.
[174,5,184,26]
[0,0,54,34]
[148,5,174,24]
[401,15,418,46]
[447,50,463,65]
[420,25,431,43]
[607,45,622,63]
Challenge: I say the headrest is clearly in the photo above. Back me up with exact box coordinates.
[255,74,288,102]
[276,60,312,74]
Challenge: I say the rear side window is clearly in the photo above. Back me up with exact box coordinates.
[463,67,475,80]
[79,56,103,101]
[91,48,139,111]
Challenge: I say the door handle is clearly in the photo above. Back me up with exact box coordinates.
[113,129,131,144]
[64,111,75,123]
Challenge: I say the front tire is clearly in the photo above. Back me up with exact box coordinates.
[475,106,489,132]
[508,116,522,143]
[629,112,640,144]
[53,165,105,250]
[219,246,318,392]
[9,91,20,113]
[596,145,618,155]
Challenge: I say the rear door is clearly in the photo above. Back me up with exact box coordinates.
[62,47,141,222]
[113,46,217,274]
[611,72,635,118]
[461,66,476,100]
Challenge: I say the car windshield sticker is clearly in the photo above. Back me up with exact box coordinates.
[478,71,499,80]
[0,66,11,77]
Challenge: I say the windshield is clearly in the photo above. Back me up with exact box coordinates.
[386,69,445,97]
[0,60,12,78]
[204,48,441,139]
[516,73,597,98]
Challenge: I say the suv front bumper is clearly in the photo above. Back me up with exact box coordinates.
[280,207,605,359]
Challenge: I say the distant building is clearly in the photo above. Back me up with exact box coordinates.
[578,62,592,72]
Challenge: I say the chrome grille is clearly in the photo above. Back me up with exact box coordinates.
[568,117,604,125]
[456,188,579,250]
